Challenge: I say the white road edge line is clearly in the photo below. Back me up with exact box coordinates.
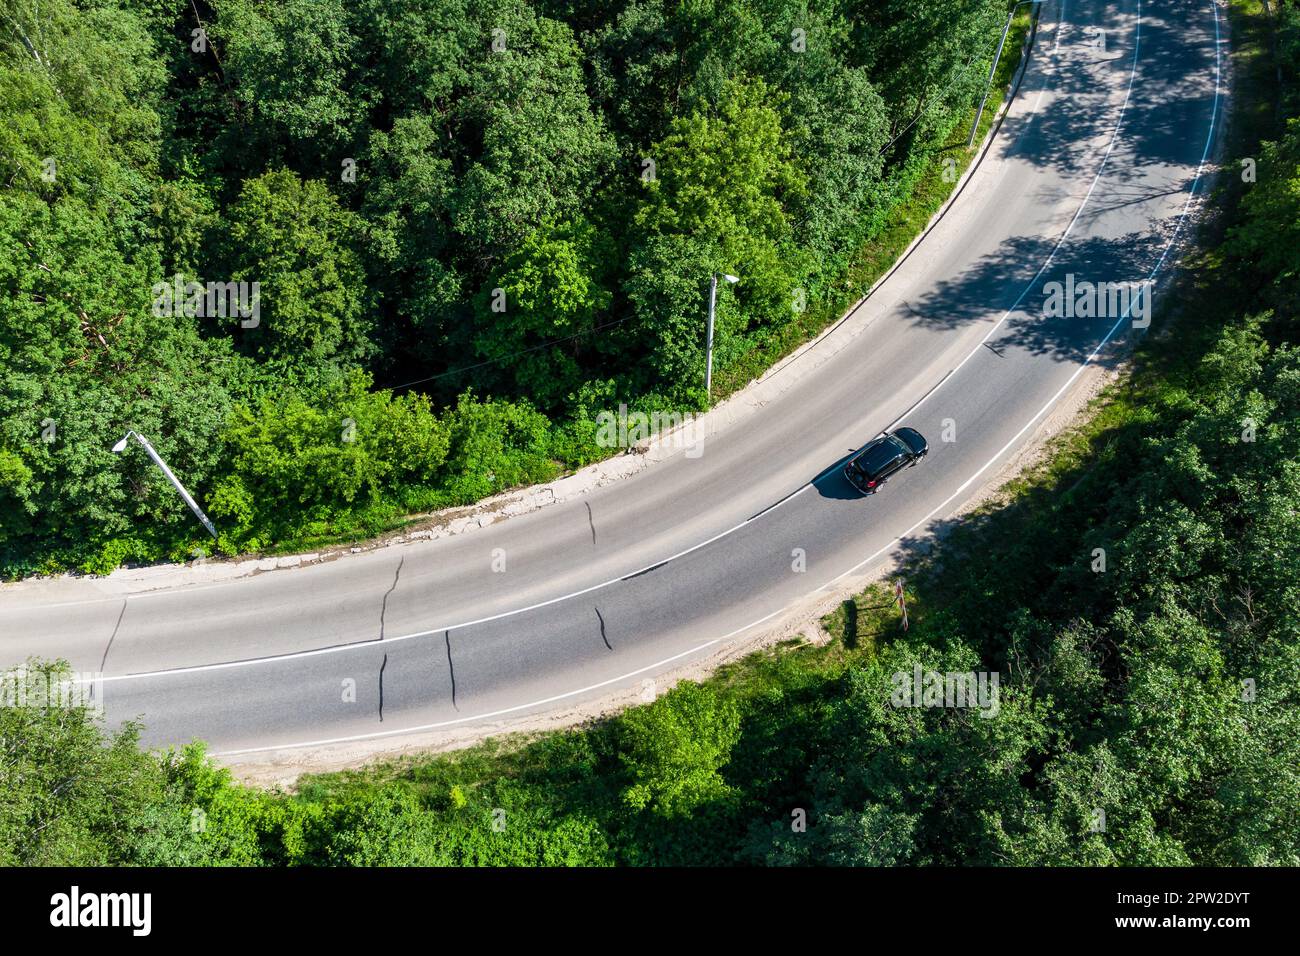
[217,0,1224,757]
[87,2,1139,685]
[887,0,1140,430]
[0,0,1066,621]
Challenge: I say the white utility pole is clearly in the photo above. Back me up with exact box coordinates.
[705,273,739,398]
[968,1,1043,148]
[111,430,218,539]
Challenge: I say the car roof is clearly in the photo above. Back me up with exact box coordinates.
[855,435,908,476]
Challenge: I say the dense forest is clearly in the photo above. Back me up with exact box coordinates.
[3,1,1298,867]
[0,0,1008,576]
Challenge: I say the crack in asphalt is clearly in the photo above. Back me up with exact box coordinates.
[594,607,612,650]
[99,599,127,673]
[444,630,458,710]
[378,652,388,722]
[74,3,1200,721]
[91,599,128,708]
[379,556,404,640]
[620,561,666,582]
[119,0,1233,761]
[585,501,596,545]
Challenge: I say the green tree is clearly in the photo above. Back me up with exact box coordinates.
[0,662,179,865]
[438,391,560,502]
[449,3,617,259]
[1226,121,1300,321]
[474,218,613,408]
[0,0,165,173]
[0,183,244,575]
[626,78,805,394]
[212,0,369,170]
[210,370,452,550]
[852,0,1003,146]
[617,681,742,817]
[224,168,372,370]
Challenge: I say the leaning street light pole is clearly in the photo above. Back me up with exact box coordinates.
[111,430,218,540]
[968,0,1043,148]
[705,272,740,398]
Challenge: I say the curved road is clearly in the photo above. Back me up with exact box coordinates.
[0,0,1224,756]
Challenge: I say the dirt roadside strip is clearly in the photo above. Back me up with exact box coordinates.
[223,8,1237,785]
[0,23,1042,604]
[226,354,1122,787]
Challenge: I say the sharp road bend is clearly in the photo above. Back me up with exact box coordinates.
[0,0,1225,758]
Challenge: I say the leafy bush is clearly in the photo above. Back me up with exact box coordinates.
[437,391,561,503]
[210,370,451,549]
[616,681,742,817]
[0,0,1014,574]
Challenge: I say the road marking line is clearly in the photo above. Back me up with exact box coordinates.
[212,624,754,755]
[75,1,1150,687]
[836,0,1221,593]
[219,0,1225,757]
[887,0,1144,431]
[0,3,1068,621]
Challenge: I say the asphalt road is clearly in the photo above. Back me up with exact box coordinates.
[0,0,1224,755]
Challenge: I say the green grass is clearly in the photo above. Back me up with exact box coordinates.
[289,0,1274,802]
[35,0,1276,868]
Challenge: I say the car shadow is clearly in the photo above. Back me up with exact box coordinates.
[812,448,869,501]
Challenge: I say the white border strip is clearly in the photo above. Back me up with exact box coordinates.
[92,1,1145,686]
[217,0,1225,756]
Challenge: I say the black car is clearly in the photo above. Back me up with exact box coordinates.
[843,427,929,494]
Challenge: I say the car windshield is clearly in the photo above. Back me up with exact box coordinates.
[894,428,927,455]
